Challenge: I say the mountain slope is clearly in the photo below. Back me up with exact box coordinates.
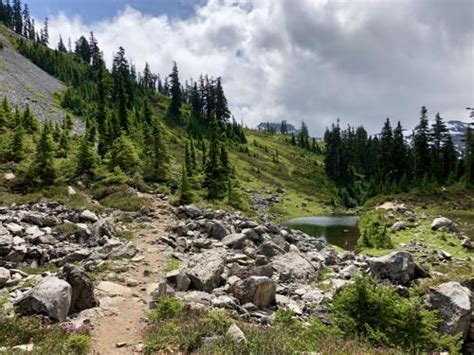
[0,26,69,125]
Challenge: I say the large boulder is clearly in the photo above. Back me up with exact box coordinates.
[272,251,319,282]
[14,277,72,321]
[166,270,191,291]
[185,250,225,292]
[232,276,276,309]
[58,264,99,314]
[428,282,472,340]
[431,217,458,234]
[0,234,13,256]
[368,251,417,285]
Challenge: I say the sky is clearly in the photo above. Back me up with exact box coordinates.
[30,0,474,136]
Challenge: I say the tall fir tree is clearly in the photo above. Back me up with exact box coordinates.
[413,106,431,181]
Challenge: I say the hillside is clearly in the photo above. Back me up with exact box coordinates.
[0,26,71,126]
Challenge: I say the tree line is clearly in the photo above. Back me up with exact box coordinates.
[0,0,247,204]
[324,107,474,206]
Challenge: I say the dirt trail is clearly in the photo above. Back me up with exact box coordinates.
[90,195,174,354]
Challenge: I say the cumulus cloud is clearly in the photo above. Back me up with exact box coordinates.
[47,0,474,135]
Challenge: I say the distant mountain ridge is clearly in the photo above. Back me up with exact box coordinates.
[446,120,469,156]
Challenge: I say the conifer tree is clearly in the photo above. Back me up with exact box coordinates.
[190,139,197,172]
[12,0,21,35]
[430,113,448,182]
[76,134,97,178]
[392,121,408,182]
[179,161,193,205]
[379,118,394,181]
[413,106,431,180]
[33,121,56,185]
[167,62,182,122]
[57,35,67,52]
[10,120,24,162]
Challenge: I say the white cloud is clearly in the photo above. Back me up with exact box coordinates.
[47,0,474,135]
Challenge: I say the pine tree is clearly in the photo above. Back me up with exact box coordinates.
[33,121,56,185]
[204,136,224,199]
[280,120,288,134]
[12,0,21,35]
[379,118,394,181]
[40,17,48,45]
[22,104,37,133]
[442,134,457,183]
[109,134,141,176]
[392,121,408,182]
[10,120,24,162]
[430,113,448,182]
[413,106,431,181]
[112,47,130,132]
[167,62,182,122]
[57,36,67,52]
[76,135,97,178]
[464,109,474,186]
[184,140,192,176]
[190,139,197,172]
[144,120,169,182]
[179,161,193,205]
[215,77,230,126]
[75,36,91,64]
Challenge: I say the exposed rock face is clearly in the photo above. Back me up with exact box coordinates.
[232,276,276,309]
[0,234,13,256]
[58,264,99,314]
[428,282,472,340]
[14,277,72,321]
[272,252,319,282]
[368,251,417,285]
[186,250,225,292]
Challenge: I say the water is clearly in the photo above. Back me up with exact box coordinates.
[445,213,474,239]
[286,216,360,250]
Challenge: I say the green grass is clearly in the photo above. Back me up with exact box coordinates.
[164,256,181,272]
[0,298,90,354]
[100,192,149,212]
[144,298,396,354]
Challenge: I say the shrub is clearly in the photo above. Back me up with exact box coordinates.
[331,275,461,352]
[358,211,393,249]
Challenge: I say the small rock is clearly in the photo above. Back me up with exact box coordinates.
[226,324,247,343]
[0,267,10,287]
[80,210,99,223]
[116,342,127,348]
[67,186,77,195]
[391,221,406,231]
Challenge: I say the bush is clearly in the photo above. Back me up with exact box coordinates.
[358,211,393,249]
[331,275,461,352]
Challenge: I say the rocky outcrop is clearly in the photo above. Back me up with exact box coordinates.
[428,282,472,340]
[14,277,72,321]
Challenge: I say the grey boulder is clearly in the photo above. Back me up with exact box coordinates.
[185,250,225,292]
[58,264,99,314]
[14,277,72,321]
[232,276,276,309]
[0,267,10,287]
[368,251,417,285]
[272,251,319,282]
[428,281,472,340]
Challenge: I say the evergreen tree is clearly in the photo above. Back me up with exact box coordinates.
[112,47,130,132]
[12,0,21,35]
[430,113,449,182]
[215,77,230,125]
[190,139,197,172]
[76,134,97,178]
[57,36,67,52]
[379,118,394,181]
[75,36,91,64]
[33,121,56,185]
[179,161,193,205]
[280,120,288,134]
[9,119,24,162]
[109,134,141,176]
[413,106,431,181]
[39,17,48,45]
[392,121,408,182]
[167,62,182,121]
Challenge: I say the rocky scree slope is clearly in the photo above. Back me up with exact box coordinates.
[0,27,69,125]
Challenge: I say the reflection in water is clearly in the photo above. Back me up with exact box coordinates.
[286,216,359,251]
[445,213,474,239]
